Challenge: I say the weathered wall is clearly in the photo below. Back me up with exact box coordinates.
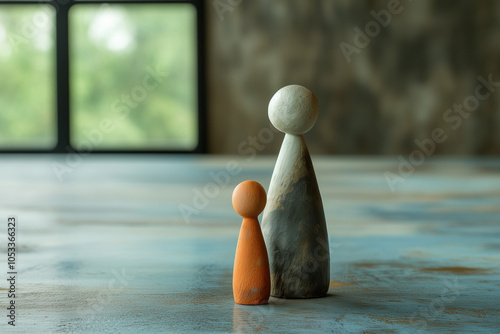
[206,0,500,155]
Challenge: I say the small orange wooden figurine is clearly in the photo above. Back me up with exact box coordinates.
[232,180,271,305]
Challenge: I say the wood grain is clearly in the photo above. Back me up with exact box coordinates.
[0,155,498,333]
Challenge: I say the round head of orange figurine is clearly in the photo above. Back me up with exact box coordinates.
[232,180,267,219]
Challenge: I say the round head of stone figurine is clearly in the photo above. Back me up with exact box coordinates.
[232,180,267,219]
[268,84,319,135]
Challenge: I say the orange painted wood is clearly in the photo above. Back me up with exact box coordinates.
[232,181,270,305]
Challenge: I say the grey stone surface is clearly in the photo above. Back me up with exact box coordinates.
[262,134,330,298]
[206,0,500,155]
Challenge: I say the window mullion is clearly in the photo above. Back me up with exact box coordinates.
[54,0,71,153]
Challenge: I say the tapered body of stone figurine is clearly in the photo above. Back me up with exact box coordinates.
[232,180,271,305]
[261,85,330,298]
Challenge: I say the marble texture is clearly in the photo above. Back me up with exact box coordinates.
[262,134,330,298]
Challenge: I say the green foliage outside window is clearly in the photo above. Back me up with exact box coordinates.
[0,3,198,150]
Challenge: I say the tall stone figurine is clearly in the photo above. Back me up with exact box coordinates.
[261,85,330,298]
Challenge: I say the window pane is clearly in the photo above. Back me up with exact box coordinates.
[69,3,198,151]
[0,5,56,149]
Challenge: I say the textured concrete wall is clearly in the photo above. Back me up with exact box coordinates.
[206,0,500,155]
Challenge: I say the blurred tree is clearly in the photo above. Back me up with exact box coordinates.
[70,3,198,150]
[0,5,56,148]
[0,3,198,150]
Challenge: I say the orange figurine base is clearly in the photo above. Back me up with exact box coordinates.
[232,180,271,305]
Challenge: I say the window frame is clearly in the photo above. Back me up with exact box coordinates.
[0,0,206,154]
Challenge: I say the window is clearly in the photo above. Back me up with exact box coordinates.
[0,0,204,153]
[0,4,56,149]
